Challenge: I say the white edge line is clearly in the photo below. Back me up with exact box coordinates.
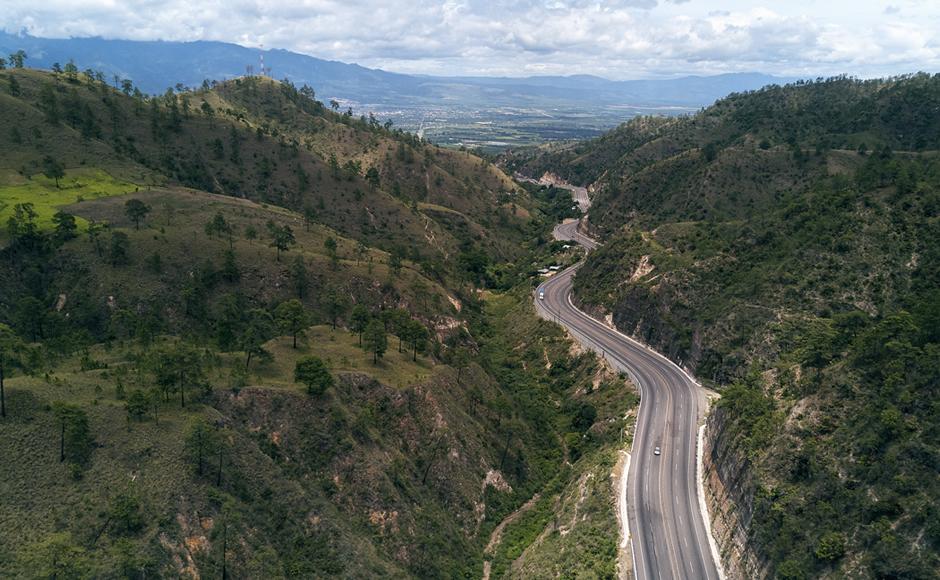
[629,400,643,580]
[697,423,725,580]
[619,450,631,549]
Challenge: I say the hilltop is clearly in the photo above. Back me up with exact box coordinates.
[513,74,940,578]
[0,67,531,271]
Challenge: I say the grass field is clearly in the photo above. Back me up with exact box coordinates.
[0,167,139,232]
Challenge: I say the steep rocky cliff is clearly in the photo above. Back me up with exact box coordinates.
[703,407,769,579]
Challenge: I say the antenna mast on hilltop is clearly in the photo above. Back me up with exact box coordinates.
[259,44,271,77]
[246,44,270,78]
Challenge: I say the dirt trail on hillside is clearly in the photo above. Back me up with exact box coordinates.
[482,493,542,580]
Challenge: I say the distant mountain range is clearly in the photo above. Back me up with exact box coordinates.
[0,32,791,109]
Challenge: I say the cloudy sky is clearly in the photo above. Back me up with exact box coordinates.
[1,0,938,79]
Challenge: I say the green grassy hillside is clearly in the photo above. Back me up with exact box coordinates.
[521,75,940,578]
[0,266,637,578]
[0,168,137,230]
[0,333,485,577]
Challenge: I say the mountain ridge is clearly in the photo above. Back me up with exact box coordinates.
[0,32,790,108]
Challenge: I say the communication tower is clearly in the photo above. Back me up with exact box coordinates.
[259,44,271,77]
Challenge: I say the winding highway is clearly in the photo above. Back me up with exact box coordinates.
[536,219,719,580]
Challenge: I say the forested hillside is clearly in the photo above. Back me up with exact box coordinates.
[0,64,538,347]
[514,74,940,578]
[0,65,634,577]
[1,67,530,268]
[510,73,940,233]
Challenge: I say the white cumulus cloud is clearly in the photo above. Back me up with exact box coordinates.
[0,0,938,78]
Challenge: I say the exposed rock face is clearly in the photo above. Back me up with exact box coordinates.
[703,407,769,579]
[570,284,703,371]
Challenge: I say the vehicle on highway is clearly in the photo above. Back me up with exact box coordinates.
[654,446,661,456]
[538,289,545,300]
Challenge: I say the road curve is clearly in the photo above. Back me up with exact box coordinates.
[537,221,719,580]
[554,220,598,250]
[514,174,591,213]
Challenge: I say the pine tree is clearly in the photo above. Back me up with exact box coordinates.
[349,305,370,346]
[42,156,65,188]
[294,356,334,396]
[124,199,151,230]
[275,299,309,349]
[363,319,387,364]
[290,255,308,299]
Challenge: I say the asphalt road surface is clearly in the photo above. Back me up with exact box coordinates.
[554,219,598,250]
[564,184,591,213]
[538,221,719,580]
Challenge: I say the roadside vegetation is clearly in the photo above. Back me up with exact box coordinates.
[475,290,637,579]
